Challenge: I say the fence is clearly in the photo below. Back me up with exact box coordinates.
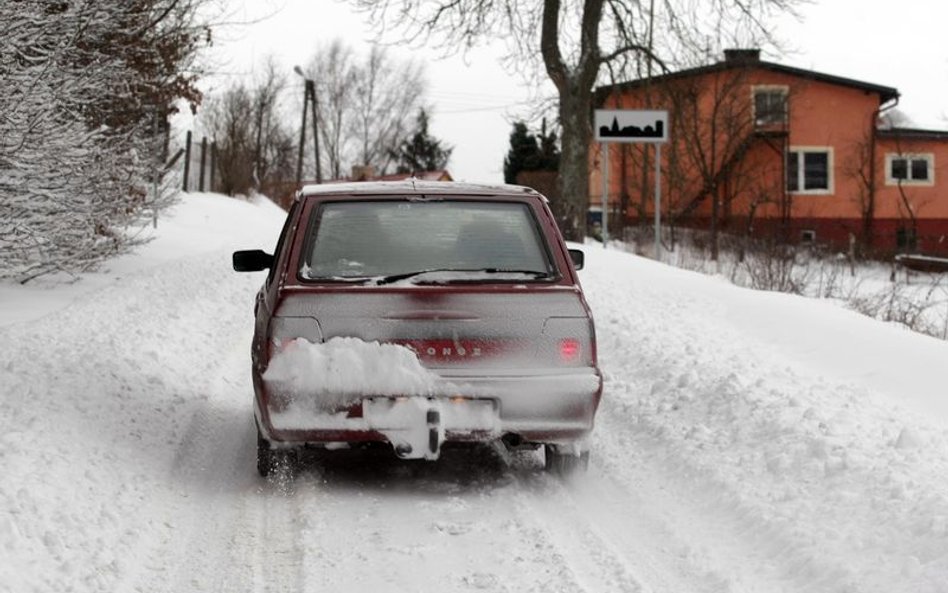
[178,130,217,193]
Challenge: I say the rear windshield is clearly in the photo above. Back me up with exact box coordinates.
[300,200,555,283]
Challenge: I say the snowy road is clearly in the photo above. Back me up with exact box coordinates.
[2,194,947,593]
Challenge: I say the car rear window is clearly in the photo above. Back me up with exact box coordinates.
[300,200,554,282]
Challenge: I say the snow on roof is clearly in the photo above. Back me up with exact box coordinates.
[298,179,544,200]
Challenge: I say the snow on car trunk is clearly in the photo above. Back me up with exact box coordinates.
[262,336,441,408]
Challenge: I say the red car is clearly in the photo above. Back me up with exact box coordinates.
[234,181,601,476]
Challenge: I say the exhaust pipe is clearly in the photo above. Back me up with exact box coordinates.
[501,433,540,451]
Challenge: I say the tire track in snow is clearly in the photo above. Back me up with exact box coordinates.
[250,480,305,593]
[119,307,305,592]
[502,441,735,593]
[167,332,306,593]
[130,330,263,593]
[506,470,644,593]
[286,447,597,593]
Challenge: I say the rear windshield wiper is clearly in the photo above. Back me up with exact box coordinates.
[481,268,554,277]
[375,268,554,285]
[302,275,373,284]
[374,268,457,285]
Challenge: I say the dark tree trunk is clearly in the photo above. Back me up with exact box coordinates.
[540,0,602,242]
[556,83,593,241]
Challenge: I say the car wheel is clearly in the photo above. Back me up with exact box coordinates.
[544,444,590,476]
[257,427,298,478]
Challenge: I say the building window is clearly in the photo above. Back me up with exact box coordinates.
[787,147,833,194]
[753,86,788,126]
[896,227,917,251]
[800,230,816,243]
[886,153,934,186]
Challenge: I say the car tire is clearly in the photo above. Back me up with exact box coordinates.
[257,427,298,478]
[544,444,590,476]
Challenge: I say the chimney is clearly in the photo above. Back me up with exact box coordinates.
[351,164,375,181]
[723,48,761,64]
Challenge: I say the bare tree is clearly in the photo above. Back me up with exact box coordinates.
[305,41,358,181]
[203,85,254,195]
[845,123,933,257]
[251,59,291,187]
[351,46,426,174]
[351,0,799,240]
[616,66,791,259]
[843,128,876,256]
[203,61,295,196]
[303,41,426,179]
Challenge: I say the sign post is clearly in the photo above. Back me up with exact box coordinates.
[593,109,668,258]
[601,143,609,246]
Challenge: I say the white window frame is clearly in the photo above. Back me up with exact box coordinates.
[885,153,935,186]
[752,85,789,126]
[787,146,834,195]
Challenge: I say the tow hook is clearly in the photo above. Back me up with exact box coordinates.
[366,397,445,460]
[427,408,441,457]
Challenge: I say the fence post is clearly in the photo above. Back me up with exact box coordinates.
[182,130,192,191]
[209,141,217,194]
[199,136,207,192]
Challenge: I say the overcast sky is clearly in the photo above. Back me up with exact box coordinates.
[200,0,948,184]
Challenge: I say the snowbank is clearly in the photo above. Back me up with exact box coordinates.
[583,246,948,593]
[0,192,287,591]
[0,192,284,327]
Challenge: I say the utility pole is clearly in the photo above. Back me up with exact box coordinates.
[295,77,308,186]
[308,80,322,183]
[294,66,323,186]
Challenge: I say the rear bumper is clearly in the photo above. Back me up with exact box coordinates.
[255,367,602,447]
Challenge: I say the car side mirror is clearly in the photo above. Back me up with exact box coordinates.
[568,248,584,270]
[233,250,274,272]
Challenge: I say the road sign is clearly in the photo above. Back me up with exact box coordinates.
[594,109,668,259]
[594,109,668,143]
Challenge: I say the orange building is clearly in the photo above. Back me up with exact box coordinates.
[593,49,948,256]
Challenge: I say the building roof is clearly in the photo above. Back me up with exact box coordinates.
[877,127,948,141]
[596,49,900,106]
[340,168,454,183]
[375,170,453,182]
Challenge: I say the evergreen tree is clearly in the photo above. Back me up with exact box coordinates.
[536,119,561,172]
[391,109,452,174]
[503,122,540,184]
[503,120,560,184]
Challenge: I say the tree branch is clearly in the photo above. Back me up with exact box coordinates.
[540,0,567,91]
[599,44,669,74]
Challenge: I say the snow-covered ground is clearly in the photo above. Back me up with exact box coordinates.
[2,193,947,592]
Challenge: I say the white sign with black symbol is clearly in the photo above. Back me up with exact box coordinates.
[594,109,668,258]
[594,109,669,143]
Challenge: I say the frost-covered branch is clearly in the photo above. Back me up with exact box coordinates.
[0,0,208,282]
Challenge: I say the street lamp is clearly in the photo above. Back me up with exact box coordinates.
[293,65,322,185]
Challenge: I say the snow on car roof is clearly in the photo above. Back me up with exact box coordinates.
[298,180,546,201]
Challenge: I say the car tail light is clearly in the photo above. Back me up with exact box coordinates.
[542,318,593,366]
[559,338,581,363]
